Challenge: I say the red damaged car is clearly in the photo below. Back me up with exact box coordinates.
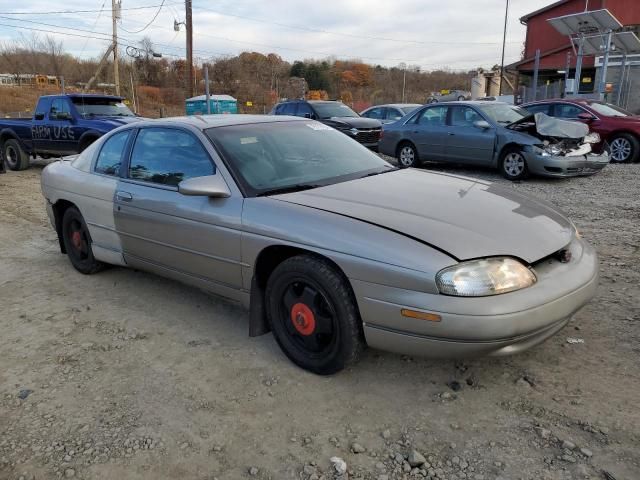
[521,99,640,163]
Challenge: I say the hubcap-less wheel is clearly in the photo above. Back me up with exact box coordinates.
[398,145,416,167]
[67,218,90,263]
[503,152,525,177]
[610,137,632,162]
[5,145,18,169]
[280,280,336,355]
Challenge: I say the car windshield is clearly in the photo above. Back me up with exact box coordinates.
[312,102,359,119]
[206,121,393,196]
[589,102,632,117]
[71,98,135,117]
[477,103,527,124]
[401,105,422,114]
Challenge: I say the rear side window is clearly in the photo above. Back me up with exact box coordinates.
[449,106,482,127]
[94,130,131,176]
[363,107,385,119]
[417,106,448,126]
[128,128,214,186]
[524,104,552,115]
[281,103,297,115]
[554,104,585,119]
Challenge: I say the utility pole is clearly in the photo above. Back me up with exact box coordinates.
[112,0,121,96]
[498,0,510,96]
[185,0,194,98]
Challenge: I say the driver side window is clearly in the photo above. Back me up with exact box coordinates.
[128,128,214,186]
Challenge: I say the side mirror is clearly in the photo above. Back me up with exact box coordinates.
[577,112,595,121]
[178,175,231,198]
[34,113,44,121]
[473,120,491,129]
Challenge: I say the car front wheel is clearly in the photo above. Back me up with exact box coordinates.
[500,148,528,180]
[397,142,419,168]
[265,255,365,375]
[609,133,639,163]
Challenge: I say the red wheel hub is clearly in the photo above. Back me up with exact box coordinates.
[290,303,315,336]
[71,230,82,250]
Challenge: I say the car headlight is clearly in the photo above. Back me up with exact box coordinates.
[541,144,563,157]
[583,132,600,144]
[436,257,536,297]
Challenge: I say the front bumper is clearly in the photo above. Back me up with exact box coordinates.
[525,150,610,178]
[352,237,598,358]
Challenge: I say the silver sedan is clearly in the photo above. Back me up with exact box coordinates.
[41,115,598,374]
[379,101,609,180]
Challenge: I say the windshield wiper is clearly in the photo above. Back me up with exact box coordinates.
[359,167,397,179]
[256,184,321,197]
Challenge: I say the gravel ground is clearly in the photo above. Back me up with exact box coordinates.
[0,160,639,480]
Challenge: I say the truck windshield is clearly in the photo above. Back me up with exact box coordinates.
[71,98,135,117]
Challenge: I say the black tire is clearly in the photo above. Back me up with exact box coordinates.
[61,207,105,275]
[3,139,30,171]
[457,96,466,101]
[265,255,365,375]
[79,136,98,153]
[427,98,438,104]
[609,133,639,163]
[396,141,419,168]
[499,146,529,181]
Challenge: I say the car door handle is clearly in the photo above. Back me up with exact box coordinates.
[116,191,133,202]
[448,132,456,136]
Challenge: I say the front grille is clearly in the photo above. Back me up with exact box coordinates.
[355,128,381,144]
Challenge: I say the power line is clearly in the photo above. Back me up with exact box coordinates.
[192,2,522,46]
[0,2,181,16]
[119,0,166,34]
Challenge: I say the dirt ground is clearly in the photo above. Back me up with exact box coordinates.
[1,160,639,480]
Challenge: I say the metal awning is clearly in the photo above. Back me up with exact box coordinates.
[548,9,622,36]
[571,31,640,55]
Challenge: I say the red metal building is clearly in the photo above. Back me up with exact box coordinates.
[510,0,640,94]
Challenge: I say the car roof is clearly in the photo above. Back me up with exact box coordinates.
[123,114,307,131]
[39,93,124,100]
[366,103,423,109]
[521,98,598,107]
[424,101,510,107]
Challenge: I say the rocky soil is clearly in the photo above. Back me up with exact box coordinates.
[0,160,639,480]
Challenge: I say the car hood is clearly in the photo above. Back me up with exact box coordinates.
[274,169,574,263]
[321,117,382,129]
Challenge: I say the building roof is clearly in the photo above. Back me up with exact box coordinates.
[520,0,570,23]
[186,94,237,102]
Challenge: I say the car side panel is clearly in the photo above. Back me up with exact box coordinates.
[240,197,456,293]
[40,160,124,265]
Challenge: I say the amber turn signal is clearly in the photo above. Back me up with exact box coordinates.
[401,309,442,322]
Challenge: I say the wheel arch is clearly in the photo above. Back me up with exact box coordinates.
[0,129,26,152]
[248,244,358,337]
[78,130,102,152]
[51,199,78,254]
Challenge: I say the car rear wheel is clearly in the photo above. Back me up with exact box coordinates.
[500,147,528,181]
[397,142,419,168]
[3,139,30,171]
[609,133,639,163]
[457,96,466,101]
[265,255,365,375]
[61,207,105,274]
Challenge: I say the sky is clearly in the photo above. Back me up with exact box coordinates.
[0,0,556,71]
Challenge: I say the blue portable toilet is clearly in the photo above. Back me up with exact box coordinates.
[185,94,238,115]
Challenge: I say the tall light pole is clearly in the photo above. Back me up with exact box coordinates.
[399,62,407,103]
[112,0,121,95]
[498,0,510,96]
[185,0,194,98]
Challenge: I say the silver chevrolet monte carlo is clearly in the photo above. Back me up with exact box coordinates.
[41,115,599,374]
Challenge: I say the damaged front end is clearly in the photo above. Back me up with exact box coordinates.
[507,113,609,177]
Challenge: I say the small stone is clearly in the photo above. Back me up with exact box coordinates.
[351,443,366,454]
[64,469,75,478]
[535,427,551,440]
[303,465,316,475]
[408,450,426,467]
[562,440,576,450]
[382,429,391,440]
[18,389,33,400]
[248,466,259,476]
[179,442,189,450]
[580,448,593,458]
[330,456,347,475]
